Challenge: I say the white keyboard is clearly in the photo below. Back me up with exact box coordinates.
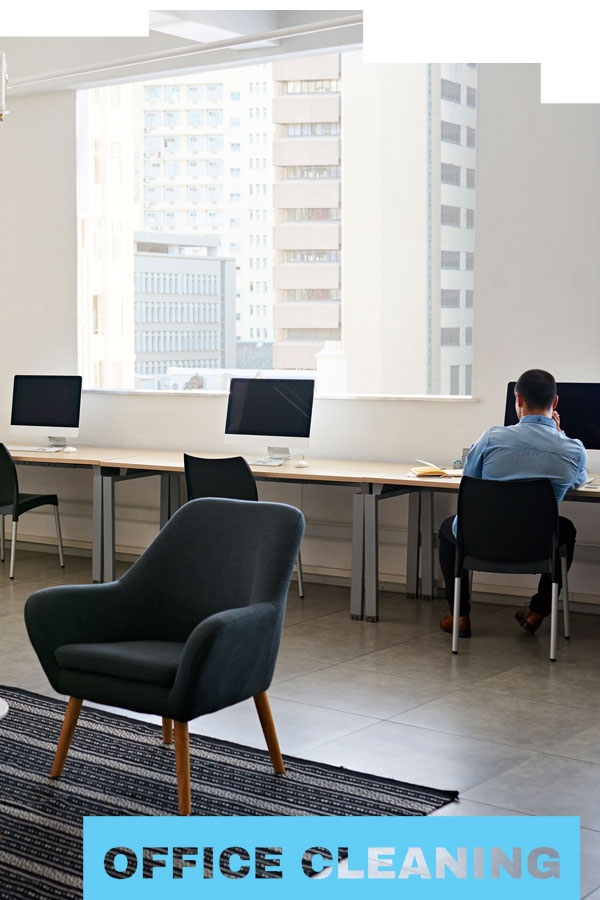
[6,445,63,453]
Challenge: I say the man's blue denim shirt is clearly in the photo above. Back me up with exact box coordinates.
[453,415,588,536]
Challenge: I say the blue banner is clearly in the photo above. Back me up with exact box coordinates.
[83,815,579,899]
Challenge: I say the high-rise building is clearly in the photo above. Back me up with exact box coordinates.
[271,54,342,370]
[341,58,476,395]
[133,232,235,381]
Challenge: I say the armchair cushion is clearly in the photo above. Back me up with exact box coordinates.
[55,641,184,687]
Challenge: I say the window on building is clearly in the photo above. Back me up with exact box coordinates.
[441,163,461,186]
[441,289,460,308]
[465,364,472,394]
[441,205,461,226]
[465,251,475,270]
[441,250,461,269]
[467,86,477,108]
[466,168,476,188]
[442,329,460,347]
[450,365,460,395]
[466,208,475,229]
[465,290,474,308]
[441,79,461,102]
[441,121,461,144]
[466,127,476,148]
[465,327,473,345]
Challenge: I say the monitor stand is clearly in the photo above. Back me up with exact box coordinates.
[48,436,77,453]
[252,446,291,467]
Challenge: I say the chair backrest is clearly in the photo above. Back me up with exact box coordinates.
[0,444,18,508]
[456,476,559,570]
[184,454,258,502]
[120,497,304,642]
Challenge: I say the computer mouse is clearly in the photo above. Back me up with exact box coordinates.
[295,460,309,468]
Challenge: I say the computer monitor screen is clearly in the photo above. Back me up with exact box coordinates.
[225,378,314,439]
[504,381,600,449]
[11,375,82,429]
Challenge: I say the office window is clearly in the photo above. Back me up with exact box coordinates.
[441,289,460,308]
[441,205,461,226]
[442,328,461,346]
[441,250,460,269]
[450,365,460,395]
[441,121,461,144]
[441,163,461,186]
[79,55,476,396]
[441,79,461,102]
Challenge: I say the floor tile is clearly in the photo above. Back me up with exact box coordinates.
[270,664,454,719]
[463,755,600,830]
[391,686,600,753]
[304,720,540,793]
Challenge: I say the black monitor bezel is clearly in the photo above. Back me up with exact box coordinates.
[11,375,83,429]
[225,377,315,439]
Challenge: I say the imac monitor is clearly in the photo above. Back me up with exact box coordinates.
[504,381,600,449]
[225,377,315,465]
[10,375,82,450]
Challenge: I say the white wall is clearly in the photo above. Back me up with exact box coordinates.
[1,65,600,603]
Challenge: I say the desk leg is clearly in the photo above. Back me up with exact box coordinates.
[102,474,116,583]
[406,490,421,599]
[159,474,170,529]
[170,473,184,514]
[364,487,383,623]
[350,488,366,619]
[421,491,435,601]
[92,466,103,583]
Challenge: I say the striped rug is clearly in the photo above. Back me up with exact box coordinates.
[0,687,457,899]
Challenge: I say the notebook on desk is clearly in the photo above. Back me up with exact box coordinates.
[409,459,463,478]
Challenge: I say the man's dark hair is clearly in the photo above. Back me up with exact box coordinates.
[515,369,557,410]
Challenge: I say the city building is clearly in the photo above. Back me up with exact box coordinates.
[133,232,235,382]
[271,53,342,370]
[341,58,476,394]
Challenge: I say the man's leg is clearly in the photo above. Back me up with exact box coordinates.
[516,517,576,632]
[438,517,470,616]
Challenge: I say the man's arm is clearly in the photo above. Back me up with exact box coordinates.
[462,430,490,479]
[571,444,589,490]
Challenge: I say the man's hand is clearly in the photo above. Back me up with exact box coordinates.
[552,410,562,432]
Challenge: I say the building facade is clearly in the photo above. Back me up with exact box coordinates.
[271,53,342,370]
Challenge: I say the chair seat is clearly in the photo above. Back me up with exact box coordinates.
[55,641,185,687]
[0,493,59,518]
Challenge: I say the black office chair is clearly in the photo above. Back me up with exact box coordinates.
[25,498,305,815]
[184,454,305,599]
[452,477,570,661]
[0,443,65,579]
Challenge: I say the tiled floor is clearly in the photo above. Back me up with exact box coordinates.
[2,550,600,896]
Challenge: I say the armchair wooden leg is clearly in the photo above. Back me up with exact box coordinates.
[51,697,83,778]
[174,721,191,815]
[162,718,173,744]
[254,691,285,775]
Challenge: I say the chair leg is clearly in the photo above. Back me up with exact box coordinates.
[1,515,4,562]
[550,581,559,662]
[297,550,305,600]
[9,520,17,579]
[254,691,285,775]
[451,576,461,655]
[174,721,191,815]
[162,718,173,745]
[51,697,83,778]
[561,556,570,640]
[53,505,65,568]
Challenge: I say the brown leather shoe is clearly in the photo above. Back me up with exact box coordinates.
[515,608,544,634]
[440,613,471,638]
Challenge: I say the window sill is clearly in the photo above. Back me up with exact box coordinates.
[83,388,478,402]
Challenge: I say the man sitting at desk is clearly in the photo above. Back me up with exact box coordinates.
[439,369,588,638]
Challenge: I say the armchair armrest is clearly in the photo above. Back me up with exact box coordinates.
[169,602,280,721]
[25,581,136,690]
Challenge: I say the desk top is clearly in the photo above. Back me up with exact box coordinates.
[9,446,144,466]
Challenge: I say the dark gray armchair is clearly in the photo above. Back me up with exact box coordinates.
[25,497,305,814]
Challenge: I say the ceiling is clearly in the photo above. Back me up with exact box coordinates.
[3,10,362,96]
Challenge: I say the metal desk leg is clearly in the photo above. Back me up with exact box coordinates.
[364,485,384,622]
[102,474,116,583]
[92,466,103,583]
[350,487,366,619]
[159,473,170,529]
[406,490,421,598]
[421,491,435,601]
[169,473,184,514]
